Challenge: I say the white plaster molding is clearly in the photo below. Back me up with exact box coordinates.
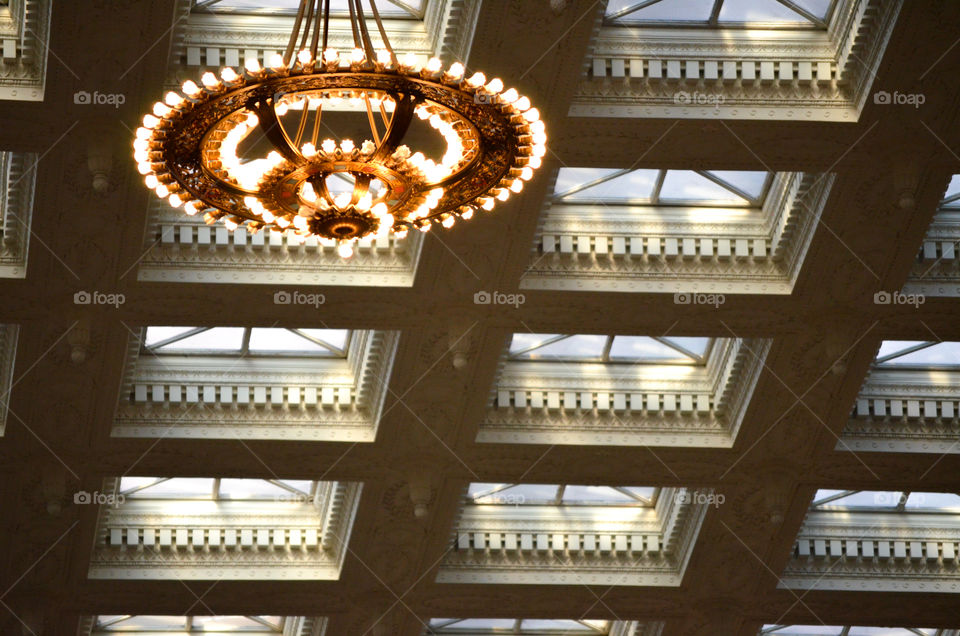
[480,338,770,447]
[842,368,960,453]
[0,151,35,278]
[522,172,829,295]
[79,615,327,636]
[573,0,901,122]
[89,479,362,581]
[0,0,50,101]
[783,509,960,592]
[113,329,399,441]
[438,487,711,586]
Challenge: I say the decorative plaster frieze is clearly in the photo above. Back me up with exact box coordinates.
[0,0,50,100]
[0,151,35,278]
[438,487,710,586]
[480,338,770,447]
[904,210,960,297]
[113,330,399,441]
[842,368,960,453]
[522,173,830,295]
[78,616,328,636]
[89,479,362,581]
[0,323,17,435]
[573,0,901,121]
[137,204,422,286]
[782,510,960,592]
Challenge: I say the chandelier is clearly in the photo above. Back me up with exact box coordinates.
[133,0,546,258]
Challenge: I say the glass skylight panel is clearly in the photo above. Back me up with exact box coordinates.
[92,615,286,632]
[143,327,350,357]
[761,628,938,635]
[426,618,610,633]
[874,341,960,366]
[508,333,710,363]
[195,0,425,18]
[811,489,960,511]
[119,477,319,501]
[553,168,769,207]
[468,483,658,506]
[941,174,960,210]
[606,0,833,26]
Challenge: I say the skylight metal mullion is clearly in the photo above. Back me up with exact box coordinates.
[509,334,570,359]
[119,477,173,497]
[213,477,221,500]
[552,168,633,201]
[385,0,425,19]
[653,336,704,362]
[554,484,566,504]
[874,341,937,364]
[897,491,910,511]
[613,486,652,504]
[185,616,194,630]
[773,0,827,27]
[708,0,723,26]
[696,170,759,205]
[604,0,666,22]
[288,328,347,355]
[145,327,210,351]
[940,192,960,206]
[811,490,859,507]
[839,628,851,636]
[650,169,666,204]
[240,327,252,356]
[94,615,131,628]
[247,616,283,629]
[268,479,312,497]
[470,483,516,501]
[601,335,614,362]
[193,0,222,10]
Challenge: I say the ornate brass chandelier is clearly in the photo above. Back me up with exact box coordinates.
[134,0,545,258]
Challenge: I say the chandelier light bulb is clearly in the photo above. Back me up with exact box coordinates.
[446,62,464,80]
[371,202,389,218]
[221,67,240,83]
[153,102,172,117]
[201,72,219,89]
[224,218,239,230]
[142,114,160,129]
[376,49,392,66]
[135,127,152,139]
[323,48,338,63]
[337,241,354,258]
[301,142,317,157]
[155,183,170,198]
[275,216,291,228]
[321,138,336,154]
[268,53,285,69]
[485,78,504,93]
[509,179,523,193]
[514,96,531,111]
[532,144,546,157]
[275,101,289,116]
[426,57,442,73]
[523,107,541,122]
[181,80,202,97]
[481,198,495,211]
[402,52,419,70]
[165,91,185,107]
[261,210,275,223]
[520,167,534,181]
[245,57,262,74]
[466,72,486,88]
[351,48,364,63]
[168,193,183,207]
[144,175,159,189]
[298,49,312,65]
[496,189,509,201]
[334,192,352,209]
[340,139,355,154]
[500,88,519,103]
[137,162,151,175]
[528,156,542,169]
[184,201,201,216]
[356,193,372,210]
[293,215,308,230]
[461,208,474,220]
[442,215,455,228]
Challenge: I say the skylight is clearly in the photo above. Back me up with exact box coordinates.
[143,327,350,357]
[605,0,835,28]
[810,490,960,512]
[760,627,939,635]
[940,175,960,211]
[426,618,610,633]
[468,483,658,506]
[507,334,711,363]
[119,477,316,502]
[92,616,286,632]
[192,0,425,19]
[553,168,772,207]
[873,341,960,366]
